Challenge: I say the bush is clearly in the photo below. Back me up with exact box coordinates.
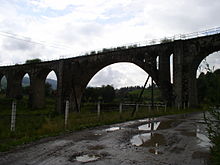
[204,109,220,164]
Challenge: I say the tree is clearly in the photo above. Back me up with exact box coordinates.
[160,37,173,43]
[101,85,115,102]
[45,82,54,97]
[25,58,42,64]
[82,85,115,103]
[197,69,220,105]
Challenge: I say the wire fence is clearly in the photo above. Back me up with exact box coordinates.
[81,102,167,115]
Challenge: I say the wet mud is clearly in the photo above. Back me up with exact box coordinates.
[0,112,211,165]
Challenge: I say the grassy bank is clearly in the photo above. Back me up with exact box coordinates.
[204,109,220,165]
[0,98,207,152]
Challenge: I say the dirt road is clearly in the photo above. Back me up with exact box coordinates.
[0,112,211,165]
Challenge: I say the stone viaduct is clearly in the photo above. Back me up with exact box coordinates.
[0,33,220,113]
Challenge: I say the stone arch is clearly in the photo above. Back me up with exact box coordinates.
[196,52,220,75]
[9,70,31,99]
[69,58,160,112]
[45,70,58,102]
[85,62,162,103]
[84,61,157,89]
[30,68,58,109]
[20,73,31,105]
[0,74,7,95]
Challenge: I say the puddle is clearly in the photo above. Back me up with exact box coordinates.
[138,122,160,131]
[130,133,152,146]
[105,127,121,132]
[94,133,102,136]
[196,129,211,148]
[69,152,101,163]
[75,154,100,163]
[149,148,163,155]
[69,152,109,163]
[130,133,166,147]
[138,118,156,122]
[157,120,183,130]
[142,133,166,147]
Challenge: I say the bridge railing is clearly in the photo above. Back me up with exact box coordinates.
[1,27,220,66]
[79,26,220,57]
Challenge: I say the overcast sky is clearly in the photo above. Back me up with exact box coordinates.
[0,0,220,88]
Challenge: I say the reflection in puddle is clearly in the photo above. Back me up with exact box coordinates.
[76,154,100,163]
[138,122,160,131]
[105,127,121,132]
[130,133,152,146]
[131,120,166,148]
[94,133,102,136]
[142,134,166,147]
[196,127,211,148]
[149,147,163,155]
[138,119,150,122]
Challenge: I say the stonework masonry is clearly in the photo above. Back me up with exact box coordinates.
[0,33,220,113]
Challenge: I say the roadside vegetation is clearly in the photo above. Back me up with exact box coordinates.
[204,109,220,165]
[0,95,203,152]
[198,68,220,165]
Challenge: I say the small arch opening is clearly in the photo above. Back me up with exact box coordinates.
[170,54,173,83]
[22,73,30,99]
[45,70,58,109]
[0,75,7,95]
[156,56,159,70]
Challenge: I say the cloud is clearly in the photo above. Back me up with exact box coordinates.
[2,38,34,51]
[88,63,149,88]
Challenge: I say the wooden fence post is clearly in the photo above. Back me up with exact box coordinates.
[10,100,17,132]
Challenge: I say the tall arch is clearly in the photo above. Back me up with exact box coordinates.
[68,59,160,112]
[87,62,152,88]
[83,62,164,104]
[86,62,156,87]
[30,69,58,109]
[0,75,7,95]
[5,70,29,99]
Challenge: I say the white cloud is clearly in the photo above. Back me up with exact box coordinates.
[88,63,149,88]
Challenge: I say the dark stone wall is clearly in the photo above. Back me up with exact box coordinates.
[0,33,220,113]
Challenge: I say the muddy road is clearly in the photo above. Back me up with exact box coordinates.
[0,112,211,165]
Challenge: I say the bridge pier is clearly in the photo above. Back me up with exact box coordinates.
[173,40,184,108]
[30,75,45,109]
[56,60,85,113]
[159,52,173,106]
[6,73,23,99]
[187,68,198,107]
[173,40,200,108]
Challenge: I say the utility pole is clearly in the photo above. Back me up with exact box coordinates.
[131,75,150,117]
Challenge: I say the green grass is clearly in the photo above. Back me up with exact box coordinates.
[0,94,208,152]
[128,88,162,101]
